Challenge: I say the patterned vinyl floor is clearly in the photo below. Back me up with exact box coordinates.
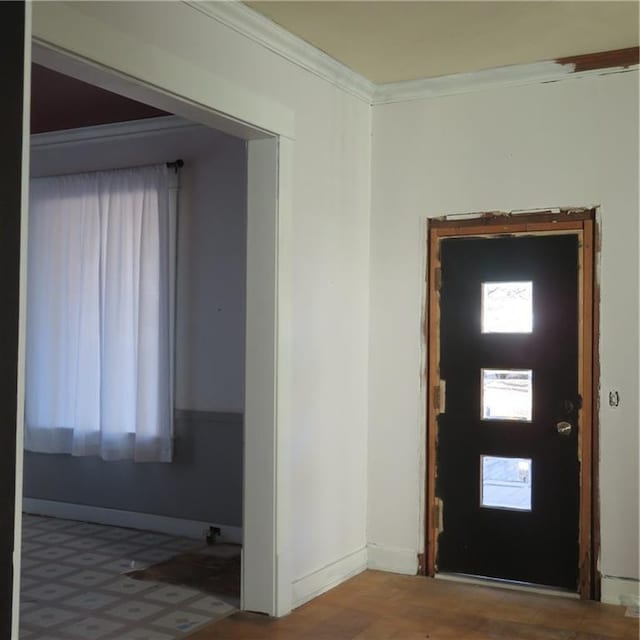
[19,514,237,640]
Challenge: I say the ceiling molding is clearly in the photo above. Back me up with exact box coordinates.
[372,59,639,106]
[30,115,200,150]
[186,1,375,104]
[182,2,638,107]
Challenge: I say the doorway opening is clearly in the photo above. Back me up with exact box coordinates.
[21,65,248,639]
[424,210,599,599]
[10,38,285,637]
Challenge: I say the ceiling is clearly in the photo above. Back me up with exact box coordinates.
[244,1,639,84]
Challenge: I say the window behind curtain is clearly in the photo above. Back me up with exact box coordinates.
[25,164,175,462]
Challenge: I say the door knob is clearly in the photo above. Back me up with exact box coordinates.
[556,421,572,436]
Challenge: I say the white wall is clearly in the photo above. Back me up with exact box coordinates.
[368,71,639,588]
[31,0,372,606]
[30,122,247,412]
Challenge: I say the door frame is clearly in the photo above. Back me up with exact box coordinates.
[424,209,598,599]
[7,5,296,629]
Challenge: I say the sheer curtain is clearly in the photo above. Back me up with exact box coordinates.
[25,164,175,462]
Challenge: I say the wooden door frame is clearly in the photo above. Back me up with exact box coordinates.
[423,209,598,599]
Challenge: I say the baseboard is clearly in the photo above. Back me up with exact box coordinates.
[367,544,418,575]
[22,498,243,544]
[601,575,640,606]
[292,546,368,609]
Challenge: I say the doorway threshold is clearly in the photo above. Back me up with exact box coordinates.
[435,572,580,599]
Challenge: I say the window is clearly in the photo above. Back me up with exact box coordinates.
[481,281,533,333]
[481,369,533,422]
[481,455,532,511]
[25,165,176,462]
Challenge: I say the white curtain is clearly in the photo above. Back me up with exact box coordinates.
[25,164,175,462]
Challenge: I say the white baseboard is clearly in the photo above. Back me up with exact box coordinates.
[367,543,418,575]
[601,575,640,606]
[22,498,243,545]
[292,546,368,609]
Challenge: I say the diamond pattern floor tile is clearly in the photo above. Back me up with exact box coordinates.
[21,606,80,628]
[63,590,121,611]
[118,630,175,640]
[19,514,238,639]
[150,609,212,634]
[62,569,113,587]
[103,577,159,595]
[22,583,78,602]
[106,600,165,621]
[144,585,201,606]
[60,616,125,639]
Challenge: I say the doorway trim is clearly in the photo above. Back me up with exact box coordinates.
[424,209,598,599]
[10,15,295,626]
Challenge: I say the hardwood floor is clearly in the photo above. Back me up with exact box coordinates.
[189,570,639,639]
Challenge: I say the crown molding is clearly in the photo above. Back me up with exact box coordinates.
[186,1,375,104]
[182,3,638,107]
[373,59,639,106]
[30,115,200,149]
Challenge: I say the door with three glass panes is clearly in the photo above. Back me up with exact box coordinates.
[435,233,581,590]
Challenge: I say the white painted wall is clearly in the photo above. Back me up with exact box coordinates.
[30,121,247,412]
[31,0,372,608]
[368,71,639,588]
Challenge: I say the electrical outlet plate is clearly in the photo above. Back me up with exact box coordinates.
[608,391,620,407]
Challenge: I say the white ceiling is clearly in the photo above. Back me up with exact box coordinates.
[244,1,639,84]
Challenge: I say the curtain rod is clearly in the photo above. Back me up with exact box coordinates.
[34,159,185,180]
[166,159,184,173]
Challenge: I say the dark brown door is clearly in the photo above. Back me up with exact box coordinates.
[0,1,26,633]
[436,234,581,590]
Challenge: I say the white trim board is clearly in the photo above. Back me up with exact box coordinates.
[22,498,243,545]
[292,546,368,609]
[367,544,419,575]
[601,576,640,606]
[30,115,200,150]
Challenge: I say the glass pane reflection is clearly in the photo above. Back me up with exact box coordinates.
[481,455,532,511]
[482,369,532,421]
[482,282,533,333]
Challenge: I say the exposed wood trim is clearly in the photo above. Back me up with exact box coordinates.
[579,221,594,599]
[590,217,602,601]
[425,211,598,597]
[433,221,585,238]
[425,227,441,576]
[557,47,639,73]
[429,210,594,229]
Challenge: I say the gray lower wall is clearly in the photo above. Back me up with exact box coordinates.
[22,411,243,527]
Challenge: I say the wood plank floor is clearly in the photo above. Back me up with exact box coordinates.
[189,570,639,639]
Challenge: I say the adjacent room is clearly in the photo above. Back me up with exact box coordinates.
[19,65,247,639]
